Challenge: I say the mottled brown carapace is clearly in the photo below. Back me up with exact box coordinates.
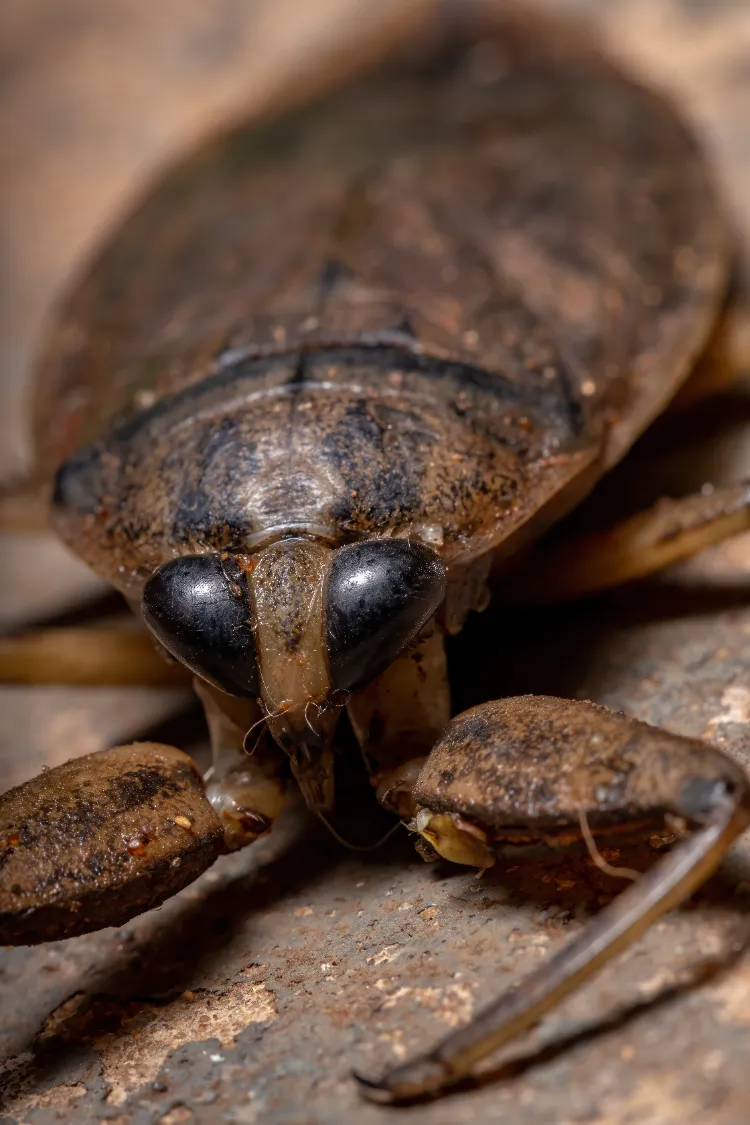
[39,8,724,602]
[5,1,748,1107]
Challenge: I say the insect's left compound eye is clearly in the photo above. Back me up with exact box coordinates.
[325,539,446,693]
[142,554,258,697]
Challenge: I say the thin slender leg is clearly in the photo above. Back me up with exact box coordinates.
[0,626,190,685]
[194,678,289,851]
[671,297,750,411]
[356,695,750,1102]
[508,480,750,605]
[0,477,49,532]
[358,797,747,1102]
[346,623,451,818]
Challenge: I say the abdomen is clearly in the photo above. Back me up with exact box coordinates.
[38,9,727,594]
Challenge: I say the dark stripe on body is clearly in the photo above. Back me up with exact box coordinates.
[104,342,585,448]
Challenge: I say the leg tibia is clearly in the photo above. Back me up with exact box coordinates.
[194,679,288,850]
[357,696,750,1101]
[509,481,750,604]
[0,625,191,685]
[671,297,750,410]
[347,624,450,817]
[0,476,49,532]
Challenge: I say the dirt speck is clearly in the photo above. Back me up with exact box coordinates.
[367,945,402,966]
[159,1105,194,1124]
[99,982,276,1105]
[704,684,750,736]
[378,981,474,1028]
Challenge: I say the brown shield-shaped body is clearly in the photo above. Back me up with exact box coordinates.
[34,3,728,608]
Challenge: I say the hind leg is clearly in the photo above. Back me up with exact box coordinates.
[508,480,750,604]
[671,294,750,410]
[347,623,451,819]
[357,695,750,1102]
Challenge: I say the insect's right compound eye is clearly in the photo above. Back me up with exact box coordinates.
[325,539,446,693]
[142,554,258,698]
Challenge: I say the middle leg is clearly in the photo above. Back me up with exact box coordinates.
[358,695,750,1101]
[346,621,451,819]
[506,480,750,605]
[194,678,289,851]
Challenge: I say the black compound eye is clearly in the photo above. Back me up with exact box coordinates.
[326,539,446,692]
[142,554,258,697]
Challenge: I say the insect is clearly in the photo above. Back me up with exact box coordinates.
[1,3,749,1104]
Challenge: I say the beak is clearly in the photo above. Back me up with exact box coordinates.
[266,701,341,814]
